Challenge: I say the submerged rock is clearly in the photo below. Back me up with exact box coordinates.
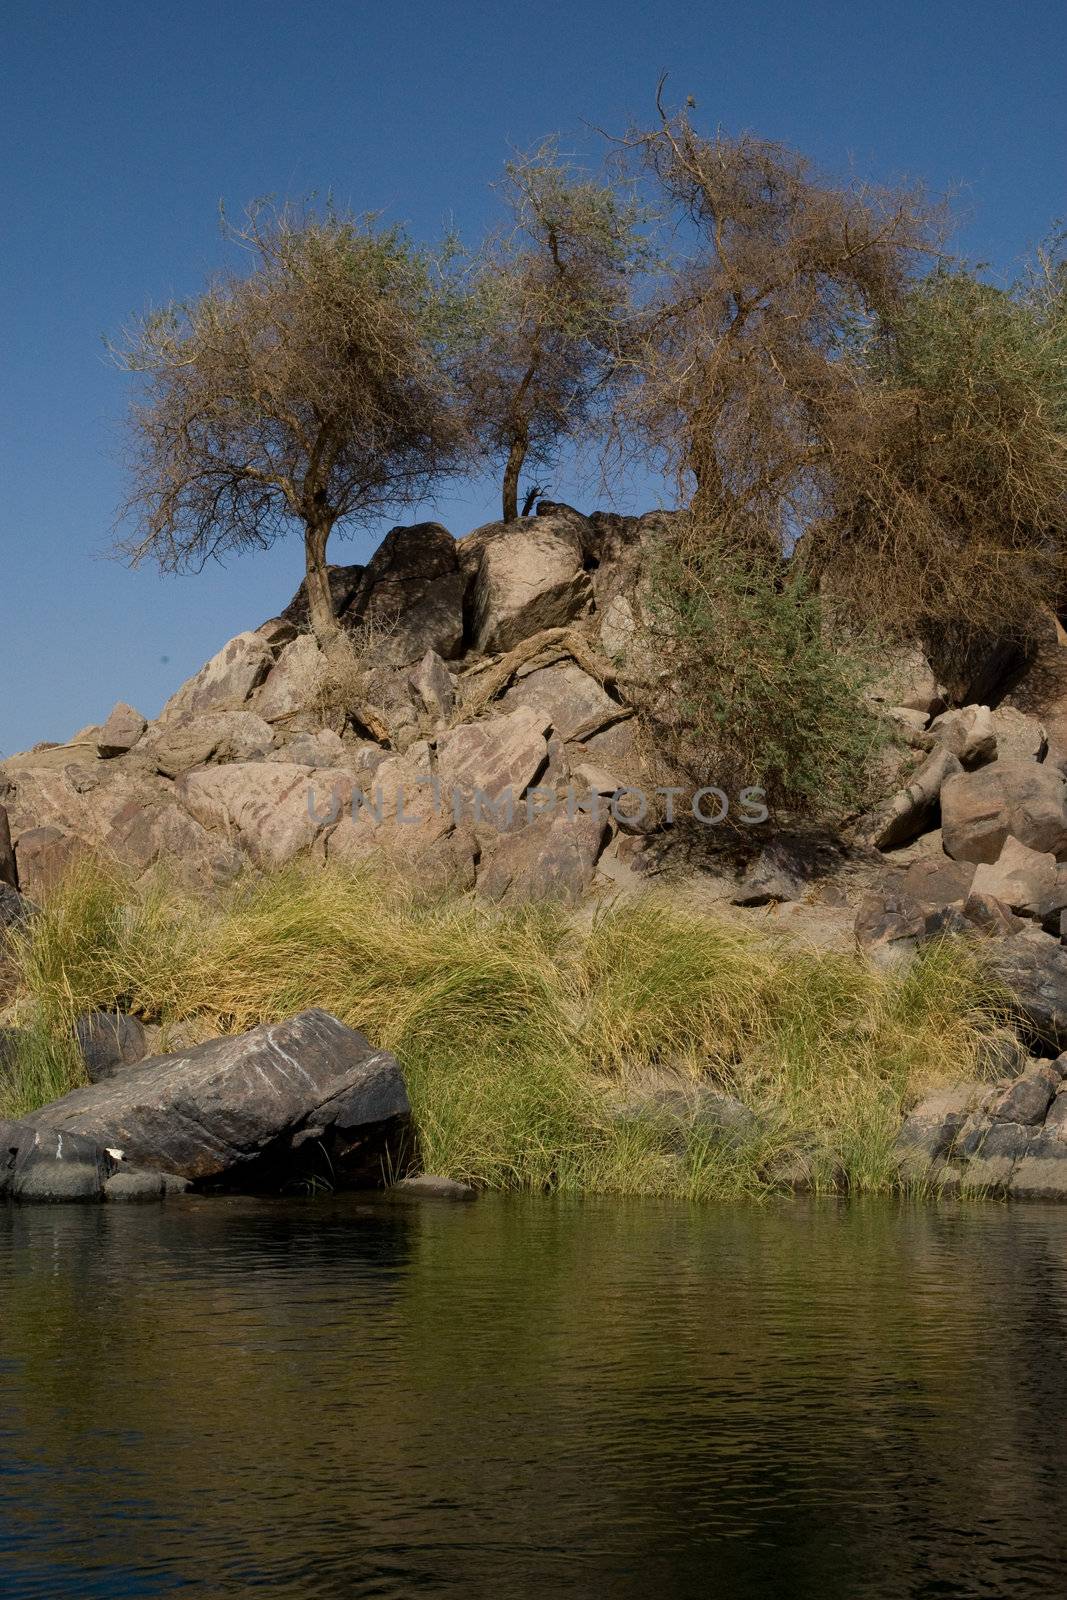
[391,1174,476,1201]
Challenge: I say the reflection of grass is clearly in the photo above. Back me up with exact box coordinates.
[2,859,1006,1198]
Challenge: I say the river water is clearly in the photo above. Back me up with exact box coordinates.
[2,1193,1067,1598]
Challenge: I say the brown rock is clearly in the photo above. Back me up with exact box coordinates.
[409,650,455,723]
[477,810,610,906]
[941,759,1067,863]
[469,516,592,654]
[140,710,274,778]
[13,827,90,900]
[970,836,1059,918]
[901,855,976,908]
[161,632,274,719]
[177,762,356,867]
[927,705,996,766]
[437,707,551,816]
[96,702,147,758]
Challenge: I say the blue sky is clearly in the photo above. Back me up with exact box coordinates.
[2,0,1064,754]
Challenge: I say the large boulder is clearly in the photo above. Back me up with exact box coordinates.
[941,759,1067,863]
[436,707,551,817]
[140,710,274,778]
[96,702,147,758]
[323,742,452,865]
[24,1010,411,1190]
[927,705,996,766]
[267,729,348,768]
[499,660,617,743]
[344,523,465,665]
[177,762,356,868]
[409,650,455,723]
[104,799,246,887]
[75,1011,149,1083]
[476,810,609,906]
[161,632,275,719]
[1,1123,118,1203]
[986,933,1067,1053]
[865,747,962,851]
[280,563,366,629]
[252,634,324,724]
[970,836,1067,922]
[468,515,592,654]
[13,827,90,900]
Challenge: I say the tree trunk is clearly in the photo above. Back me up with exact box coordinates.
[502,432,528,523]
[304,521,340,646]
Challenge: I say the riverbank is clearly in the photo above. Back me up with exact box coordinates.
[1,860,1008,1200]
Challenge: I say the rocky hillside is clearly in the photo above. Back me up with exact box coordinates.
[11,502,1067,1202]
[1,504,673,911]
[7,497,1067,992]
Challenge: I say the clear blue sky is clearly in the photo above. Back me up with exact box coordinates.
[2,0,1064,754]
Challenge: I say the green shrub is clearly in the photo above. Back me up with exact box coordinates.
[640,533,887,820]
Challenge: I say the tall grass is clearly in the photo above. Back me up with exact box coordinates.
[0,859,1006,1198]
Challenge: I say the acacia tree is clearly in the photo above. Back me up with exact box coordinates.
[820,255,1067,675]
[612,93,937,816]
[459,142,644,521]
[116,205,467,644]
[621,90,934,560]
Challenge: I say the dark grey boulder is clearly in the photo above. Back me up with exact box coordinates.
[75,1011,149,1083]
[986,1063,1059,1126]
[104,1167,190,1202]
[1009,1134,1067,1199]
[3,1124,117,1203]
[985,936,1067,1053]
[895,1083,982,1175]
[26,1009,410,1191]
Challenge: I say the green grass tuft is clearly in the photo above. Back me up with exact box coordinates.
[1,858,1008,1199]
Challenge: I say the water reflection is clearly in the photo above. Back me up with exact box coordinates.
[3,1196,1067,1597]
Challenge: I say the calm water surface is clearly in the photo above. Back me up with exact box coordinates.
[2,1193,1067,1598]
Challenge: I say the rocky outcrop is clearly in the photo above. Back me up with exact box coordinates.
[467,513,592,654]
[477,810,609,906]
[896,1056,1067,1198]
[140,709,274,777]
[162,632,275,719]
[97,702,147,758]
[25,1010,410,1190]
[941,760,1067,862]
[344,522,465,665]
[177,762,356,868]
